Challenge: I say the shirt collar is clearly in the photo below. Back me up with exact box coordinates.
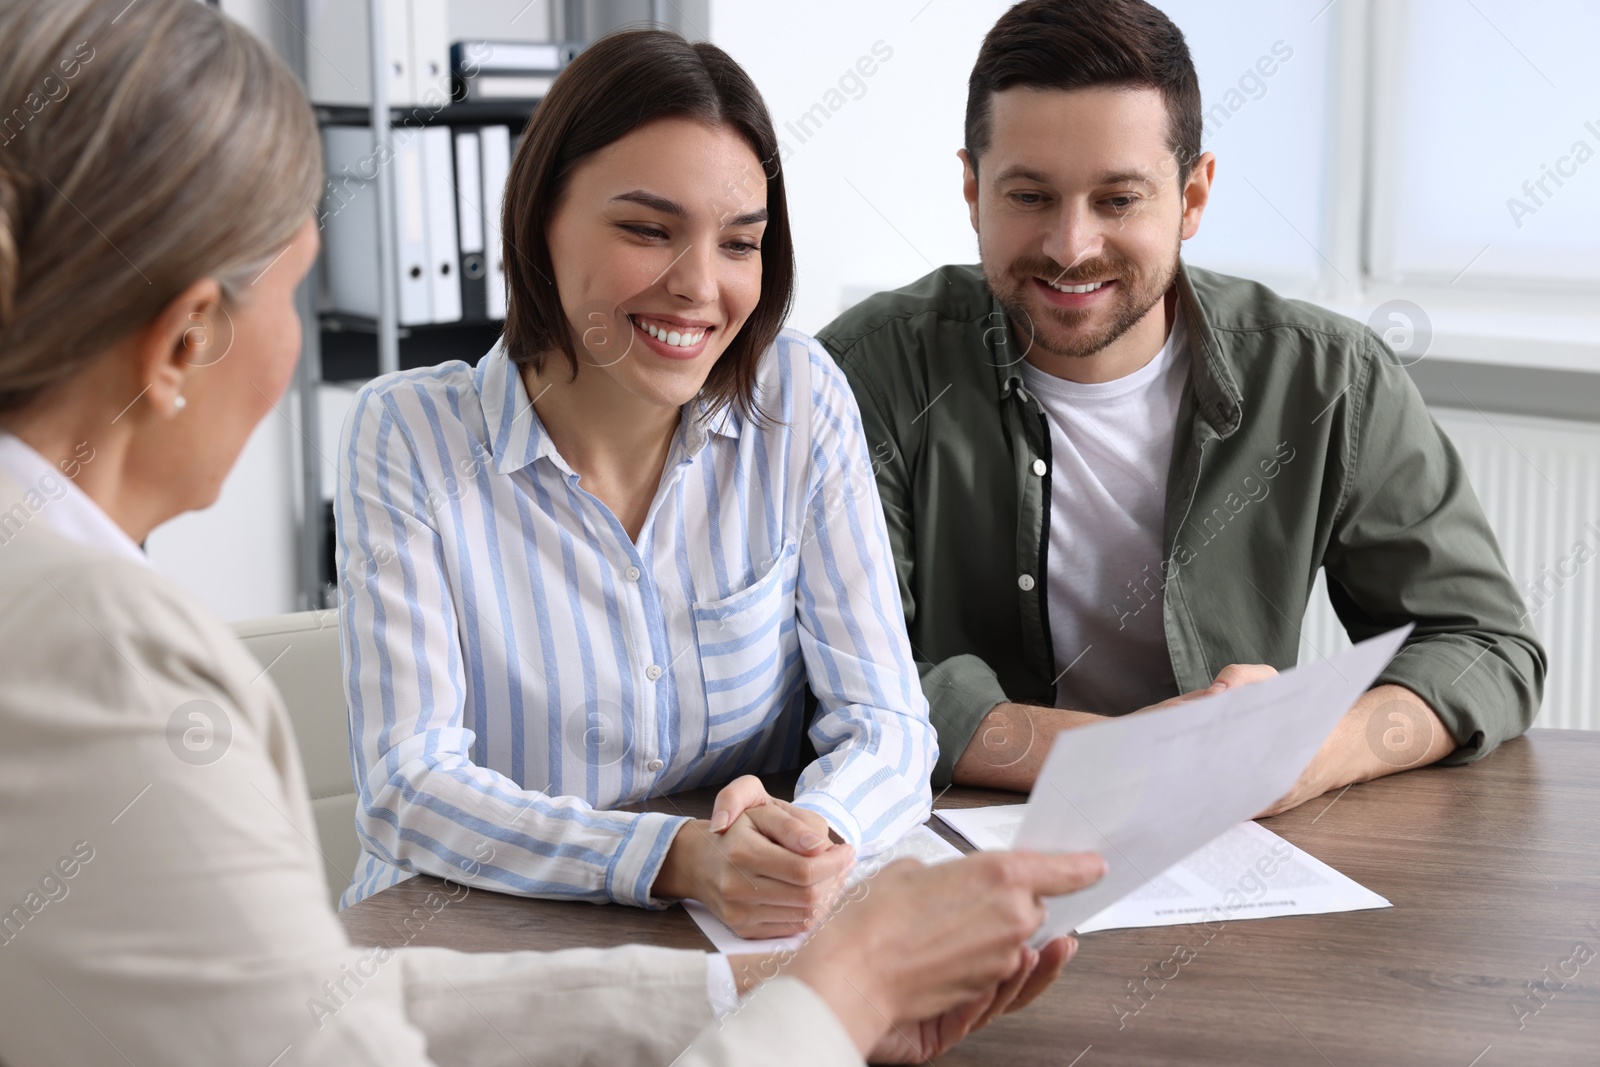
[476,342,742,477]
[0,432,150,567]
[477,342,556,475]
[987,259,1243,438]
[1172,261,1243,438]
[687,397,742,450]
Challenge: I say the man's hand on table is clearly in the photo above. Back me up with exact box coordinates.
[652,775,853,937]
[1143,662,1279,710]
[1256,683,1456,817]
[951,663,1279,791]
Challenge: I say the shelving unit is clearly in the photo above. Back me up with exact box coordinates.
[312,97,540,380]
[287,0,700,611]
[292,1,546,610]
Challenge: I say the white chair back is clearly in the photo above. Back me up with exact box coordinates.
[232,609,358,908]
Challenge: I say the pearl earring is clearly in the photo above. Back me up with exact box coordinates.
[173,395,187,412]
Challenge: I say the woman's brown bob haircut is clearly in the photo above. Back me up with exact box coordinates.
[501,29,793,420]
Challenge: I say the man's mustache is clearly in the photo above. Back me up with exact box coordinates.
[1010,258,1138,286]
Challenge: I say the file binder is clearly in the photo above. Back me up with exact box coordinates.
[306,0,408,108]
[421,126,462,324]
[408,0,451,106]
[480,125,512,321]
[463,75,556,101]
[320,126,432,327]
[454,129,489,323]
[452,41,578,74]
[319,126,378,322]
[307,0,450,108]
[451,41,578,102]
[393,131,433,325]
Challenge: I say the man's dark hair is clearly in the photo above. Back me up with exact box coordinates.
[502,29,794,421]
[965,0,1202,182]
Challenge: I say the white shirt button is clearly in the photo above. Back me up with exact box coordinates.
[646,758,664,772]
[1017,574,1036,592]
[644,664,663,681]
[1031,458,1047,476]
[624,565,641,582]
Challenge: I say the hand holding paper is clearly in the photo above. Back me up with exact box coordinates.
[1006,626,1411,945]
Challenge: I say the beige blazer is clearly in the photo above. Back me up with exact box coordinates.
[0,471,860,1067]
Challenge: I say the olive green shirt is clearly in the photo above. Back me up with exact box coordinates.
[818,262,1545,787]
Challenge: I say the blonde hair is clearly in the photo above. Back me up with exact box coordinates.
[0,0,322,414]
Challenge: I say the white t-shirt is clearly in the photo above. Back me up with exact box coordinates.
[1019,304,1188,713]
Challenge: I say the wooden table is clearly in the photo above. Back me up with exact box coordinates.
[342,729,1600,1065]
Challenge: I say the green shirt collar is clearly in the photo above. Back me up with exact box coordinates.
[988,260,1243,440]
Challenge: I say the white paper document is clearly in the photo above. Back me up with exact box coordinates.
[684,824,964,955]
[979,626,1410,946]
[936,808,1388,932]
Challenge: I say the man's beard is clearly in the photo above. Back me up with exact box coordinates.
[984,236,1181,361]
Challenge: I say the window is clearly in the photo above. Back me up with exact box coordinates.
[1371,0,1600,287]
[1157,0,1337,290]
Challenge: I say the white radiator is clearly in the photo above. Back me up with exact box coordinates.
[1298,405,1599,731]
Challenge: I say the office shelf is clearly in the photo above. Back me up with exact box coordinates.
[316,101,545,129]
[320,320,503,383]
[294,0,545,610]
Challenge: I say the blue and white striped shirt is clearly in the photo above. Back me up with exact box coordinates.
[335,329,937,908]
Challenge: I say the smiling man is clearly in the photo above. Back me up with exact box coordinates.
[818,0,1544,808]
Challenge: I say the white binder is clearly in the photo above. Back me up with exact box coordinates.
[321,127,371,321]
[320,126,433,326]
[480,125,512,321]
[306,0,450,108]
[455,132,484,256]
[407,0,451,106]
[319,127,378,323]
[393,131,433,325]
[420,126,462,324]
[306,0,407,107]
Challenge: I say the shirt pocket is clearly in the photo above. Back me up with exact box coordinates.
[692,538,801,754]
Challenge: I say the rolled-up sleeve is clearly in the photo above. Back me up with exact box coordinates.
[1322,339,1546,761]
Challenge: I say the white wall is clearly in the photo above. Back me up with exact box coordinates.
[710,0,1012,335]
[144,407,303,621]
